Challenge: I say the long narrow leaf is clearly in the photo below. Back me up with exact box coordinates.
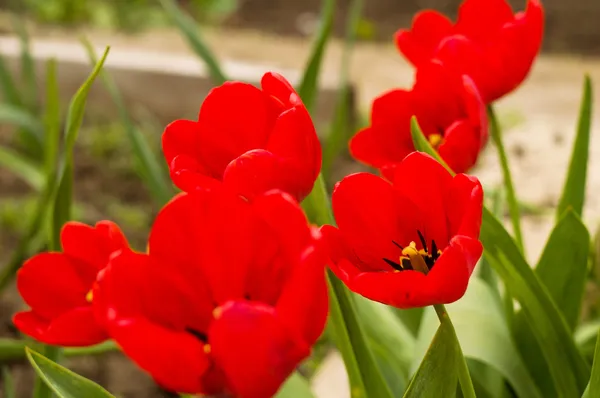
[159,0,227,84]
[11,15,38,113]
[583,331,600,398]
[322,0,362,176]
[0,53,21,106]
[556,75,593,218]
[297,0,335,111]
[26,349,115,398]
[82,40,172,205]
[0,145,44,189]
[2,366,16,398]
[0,104,44,145]
[44,58,61,178]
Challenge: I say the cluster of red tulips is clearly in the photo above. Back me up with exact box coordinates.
[13,0,544,396]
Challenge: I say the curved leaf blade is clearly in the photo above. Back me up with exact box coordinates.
[0,145,44,190]
[26,348,114,398]
[583,331,600,398]
[276,373,315,398]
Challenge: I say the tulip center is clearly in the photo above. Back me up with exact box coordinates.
[428,133,444,149]
[85,290,94,303]
[383,230,441,274]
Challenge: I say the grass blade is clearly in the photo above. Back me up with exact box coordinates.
[159,0,227,85]
[322,0,362,177]
[0,145,44,189]
[583,331,600,398]
[0,104,44,146]
[556,75,593,218]
[297,0,335,112]
[2,366,16,398]
[0,53,22,106]
[82,39,172,205]
[44,58,61,178]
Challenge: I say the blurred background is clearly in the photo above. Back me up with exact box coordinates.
[0,1,599,397]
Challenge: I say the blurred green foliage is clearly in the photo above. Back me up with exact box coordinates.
[10,0,239,31]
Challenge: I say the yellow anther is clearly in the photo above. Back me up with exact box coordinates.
[85,290,94,303]
[213,307,223,319]
[428,133,443,148]
[401,241,430,274]
[203,344,212,354]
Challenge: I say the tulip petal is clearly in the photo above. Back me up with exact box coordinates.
[393,152,452,248]
[332,172,424,271]
[445,174,484,239]
[224,149,310,202]
[41,307,107,347]
[161,119,201,171]
[277,244,328,345]
[196,82,279,177]
[395,10,454,67]
[261,72,303,108]
[17,253,88,320]
[438,119,481,174]
[456,0,515,41]
[209,301,310,398]
[109,317,212,394]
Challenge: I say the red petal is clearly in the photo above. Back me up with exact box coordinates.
[438,119,481,174]
[195,82,279,177]
[350,90,416,172]
[168,154,223,192]
[347,236,482,308]
[267,106,321,183]
[41,307,107,347]
[460,75,488,147]
[161,119,201,172]
[332,172,424,272]
[455,0,514,41]
[392,152,453,248]
[277,244,328,345]
[209,301,310,398]
[108,317,212,394]
[17,253,88,320]
[395,11,453,67]
[260,72,302,108]
[13,312,50,342]
[445,173,483,239]
[223,149,312,202]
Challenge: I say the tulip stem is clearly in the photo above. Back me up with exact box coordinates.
[433,304,477,398]
[487,105,524,255]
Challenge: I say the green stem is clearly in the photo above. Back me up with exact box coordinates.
[433,304,477,398]
[487,105,524,254]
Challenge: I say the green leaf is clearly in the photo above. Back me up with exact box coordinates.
[557,75,593,218]
[297,0,335,111]
[0,104,44,145]
[403,320,459,398]
[0,53,21,106]
[354,295,415,395]
[276,373,315,398]
[487,105,524,253]
[512,209,590,396]
[576,319,600,358]
[0,145,44,190]
[26,348,115,398]
[480,209,590,396]
[2,366,16,398]
[303,174,394,398]
[409,117,452,173]
[583,331,600,398]
[82,39,172,205]
[44,58,61,179]
[413,278,542,398]
[159,0,227,85]
[535,209,589,329]
[12,15,38,112]
[322,0,362,176]
[52,47,110,242]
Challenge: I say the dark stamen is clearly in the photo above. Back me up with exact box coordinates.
[431,240,439,261]
[392,240,404,250]
[383,258,403,271]
[417,230,428,252]
[401,257,414,270]
[185,328,208,343]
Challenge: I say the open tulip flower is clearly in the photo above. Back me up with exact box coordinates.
[322,152,483,308]
[350,60,487,179]
[162,72,321,202]
[13,221,129,346]
[395,0,544,103]
[93,188,328,397]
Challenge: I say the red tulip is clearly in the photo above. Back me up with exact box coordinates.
[94,188,328,397]
[162,72,321,202]
[395,0,544,102]
[322,152,483,308]
[13,221,128,347]
[350,60,487,180]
